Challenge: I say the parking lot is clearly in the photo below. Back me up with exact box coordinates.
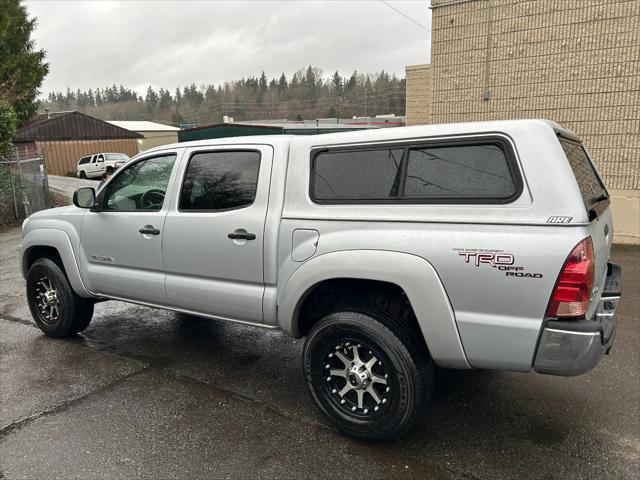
[1,224,638,479]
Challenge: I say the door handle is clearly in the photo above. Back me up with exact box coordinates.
[228,231,256,240]
[139,226,160,235]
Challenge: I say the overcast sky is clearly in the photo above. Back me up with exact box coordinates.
[25,0,431,96]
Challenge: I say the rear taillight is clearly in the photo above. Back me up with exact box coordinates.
[546,237,595,318]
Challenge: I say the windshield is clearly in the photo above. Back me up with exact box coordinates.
[105,153,130,162]
[558,137,608,210]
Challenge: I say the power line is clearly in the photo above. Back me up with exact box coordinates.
[379,0,430,32]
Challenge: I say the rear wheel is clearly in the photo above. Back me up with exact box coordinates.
[26,258,94,337]
[105,166,114,174]
[303,308,433,441]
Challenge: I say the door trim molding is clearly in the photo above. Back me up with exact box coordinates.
[94,294,279,330]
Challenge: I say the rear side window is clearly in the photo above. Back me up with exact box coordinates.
[404,144,515,198]
[310,139,519,203]
[79,156,90,165]
[312,148,404,200]
[180,150,260,211]
[105,153,129,161]
[558,137,607,209]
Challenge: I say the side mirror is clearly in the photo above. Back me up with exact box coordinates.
[73,187,96,209]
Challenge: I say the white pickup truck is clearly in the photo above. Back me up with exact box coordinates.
[76,152,129,179]
[20,120,621,440]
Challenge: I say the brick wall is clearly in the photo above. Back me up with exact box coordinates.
[406,64,433,126]
[409,0,639,191]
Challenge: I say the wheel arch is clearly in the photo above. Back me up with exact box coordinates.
[277,250,470,368]
[21,229,92,298]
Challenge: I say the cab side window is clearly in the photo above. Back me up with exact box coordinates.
[96,154,105,163]
[179,150,260,211]
[102,154,176,211]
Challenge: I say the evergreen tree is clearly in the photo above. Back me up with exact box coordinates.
[0,0,49,125]
[0,102,18,157]
[258,71,268,92]
[171,111,184,125]
[331,71,343,95]
[39,66,407,124]
[158,88,172,110]
[278,73,288,94]
[145,86,158,111]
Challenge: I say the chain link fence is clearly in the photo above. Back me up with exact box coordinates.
[0,150,50,225]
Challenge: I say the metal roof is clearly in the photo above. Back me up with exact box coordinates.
[14,111,143,142]
[107,121,180,132]
[235,121,379,130]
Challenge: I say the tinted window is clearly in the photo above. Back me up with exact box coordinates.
[404,144,515,198]
[102,154,176,211]
[105,153,129,161]
[558,138,607,209]
[180,151,260,211]
[312,148,404,200]
[79,157,90,165]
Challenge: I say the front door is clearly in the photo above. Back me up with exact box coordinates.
[162,146,273,323]
[79,152,180,304]
[94,153,105,176]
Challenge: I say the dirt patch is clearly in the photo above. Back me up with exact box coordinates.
[50,191,70,208]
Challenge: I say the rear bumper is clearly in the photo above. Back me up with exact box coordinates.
[534,262,621,376]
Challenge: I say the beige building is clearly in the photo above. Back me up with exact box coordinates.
[406,0,639,244]
[107,121,180,151]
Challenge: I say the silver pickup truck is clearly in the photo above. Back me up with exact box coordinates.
[20,119,621,440]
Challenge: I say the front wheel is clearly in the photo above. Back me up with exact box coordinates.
[303,308,433,441]
[78,170,86,179]
[26,258,94,337]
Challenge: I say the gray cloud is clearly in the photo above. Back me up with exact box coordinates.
[25,0,431,95]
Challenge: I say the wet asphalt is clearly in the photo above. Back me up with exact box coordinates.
[0,225,638,480]
[47,175,99,199]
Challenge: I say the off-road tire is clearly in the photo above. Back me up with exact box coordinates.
[303,307,433,441]
[26,258,94,337]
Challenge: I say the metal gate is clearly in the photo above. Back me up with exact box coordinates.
[0,153,50,225]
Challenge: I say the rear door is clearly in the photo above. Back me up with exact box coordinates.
[558,137,612,315]
[162,145,273,323]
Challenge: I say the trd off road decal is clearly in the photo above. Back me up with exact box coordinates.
[453,248,543,278]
